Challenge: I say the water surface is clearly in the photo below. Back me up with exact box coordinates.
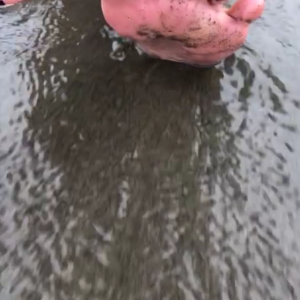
[1,0,300,299]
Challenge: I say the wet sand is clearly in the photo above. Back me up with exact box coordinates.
[1,0,300,299]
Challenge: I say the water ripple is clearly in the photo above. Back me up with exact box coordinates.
[0,0,300,299]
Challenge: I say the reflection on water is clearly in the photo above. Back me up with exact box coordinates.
[1,0,300,299]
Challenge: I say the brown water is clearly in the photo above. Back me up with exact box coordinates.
[1,0,300,299]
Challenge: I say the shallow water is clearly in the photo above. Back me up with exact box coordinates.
[1,0,300,299]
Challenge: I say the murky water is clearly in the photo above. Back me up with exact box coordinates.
[1,0,300,299]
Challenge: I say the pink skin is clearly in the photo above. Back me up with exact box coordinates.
[101,0,265,66]
[3,0,24,4]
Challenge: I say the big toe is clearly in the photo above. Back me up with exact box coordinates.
[227,0,265,22]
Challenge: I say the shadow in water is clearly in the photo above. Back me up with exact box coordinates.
[26,58,230,300]
[23,5,234,299]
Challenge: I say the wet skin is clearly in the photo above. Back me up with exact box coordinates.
[1,0,23,4]
[101,0,265,66]
[1,0,265,66]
